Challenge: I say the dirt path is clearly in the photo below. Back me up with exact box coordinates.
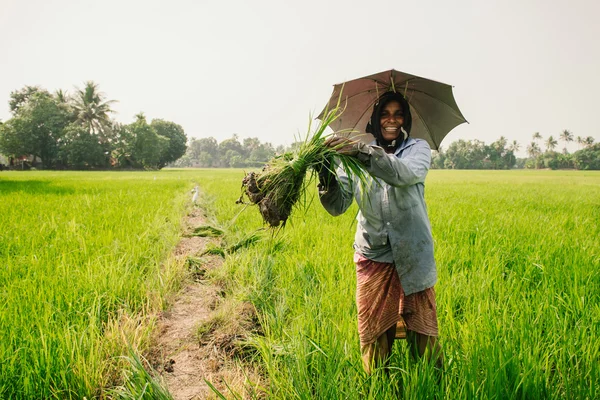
[149,205,264,399]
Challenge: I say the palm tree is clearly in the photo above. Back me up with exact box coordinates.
[72,81,117,137]
[560,129,574,153]
[576,136,585,149]
[532,132,542,144]
[54,89,70,104]
[508,140,520,153]
[546,135,558,151]
[526,141,541,158]
[584,136,595,148]
[545,136,558,152]
[53,89,75,120]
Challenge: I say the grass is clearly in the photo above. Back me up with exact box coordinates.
[0,171,195,398]
[1,169,599,398]
[107,351,173,400]
[200,169,600,399]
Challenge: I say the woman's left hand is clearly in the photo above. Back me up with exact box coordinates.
[324,136,360,156]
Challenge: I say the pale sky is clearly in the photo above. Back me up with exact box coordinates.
[1,0,599,156]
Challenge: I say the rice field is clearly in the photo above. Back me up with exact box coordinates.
[0,171,192,398]
[1,169,599,399]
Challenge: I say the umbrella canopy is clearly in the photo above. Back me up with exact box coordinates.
[318,69,467,150]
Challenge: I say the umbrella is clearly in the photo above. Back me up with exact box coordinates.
[317,69,467,150]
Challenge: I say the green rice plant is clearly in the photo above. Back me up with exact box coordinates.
[186,256,207,280]
[198,169,600,399]
[0,170,197,398]
[205,378,241,400]
[197,233,264,258]
[226,230,264,254]
[2,168,599,398]
[238,104,369,227]
[186,225,224,237]
[200,243,227,257]
[107,351,173,400]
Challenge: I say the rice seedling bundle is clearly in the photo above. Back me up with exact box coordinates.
[238,107,367,227]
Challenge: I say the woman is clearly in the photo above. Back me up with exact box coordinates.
[318,91,442,374]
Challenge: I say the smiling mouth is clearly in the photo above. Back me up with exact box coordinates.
[384,127,398,132]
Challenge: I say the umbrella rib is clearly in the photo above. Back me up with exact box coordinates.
[333,77,420,106]
[378,75,466,121]
[322,72,467,151]
[328,90,378,130]
[405,88,466,121]
[352,100,378,132]
[336,87,379,105]
[336,83,465,122]
[411,108,437,150]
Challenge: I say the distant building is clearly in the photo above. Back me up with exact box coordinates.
[0,154,41,169]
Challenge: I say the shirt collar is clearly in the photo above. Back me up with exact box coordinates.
[395,137,417,155]
[369,137,417,155]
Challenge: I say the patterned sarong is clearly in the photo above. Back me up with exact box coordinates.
[355,252,438,347]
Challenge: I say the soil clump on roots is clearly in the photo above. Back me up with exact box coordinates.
[239,168,304,228]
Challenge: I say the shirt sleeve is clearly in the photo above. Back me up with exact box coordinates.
[318,162,354,216]
[356,140,431,187]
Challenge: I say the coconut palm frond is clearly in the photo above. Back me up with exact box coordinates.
[72,81,117,136]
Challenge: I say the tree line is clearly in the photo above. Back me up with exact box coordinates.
[0,83,187,169]
[172,135,286,168]
[2,84,598,171]
[175,133,599,171]
[520,131,599,170]
[431,132,598,170]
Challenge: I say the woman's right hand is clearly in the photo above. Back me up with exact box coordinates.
[324,136,360,156]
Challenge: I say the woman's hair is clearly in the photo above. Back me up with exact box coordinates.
[365,91,412,149]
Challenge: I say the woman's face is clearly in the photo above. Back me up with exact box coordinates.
[379,100,404,142]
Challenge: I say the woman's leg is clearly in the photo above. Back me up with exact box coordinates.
[406,330,443,369]
[385,323,396,353]
[361,324,397,374]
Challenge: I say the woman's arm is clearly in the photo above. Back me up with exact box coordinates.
[356,140,431,187]
[318,162,354,216]
[323,136,431,188]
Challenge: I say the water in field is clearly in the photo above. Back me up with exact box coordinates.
[1,169,599,399]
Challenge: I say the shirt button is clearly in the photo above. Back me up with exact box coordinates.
[386,222,391,226]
